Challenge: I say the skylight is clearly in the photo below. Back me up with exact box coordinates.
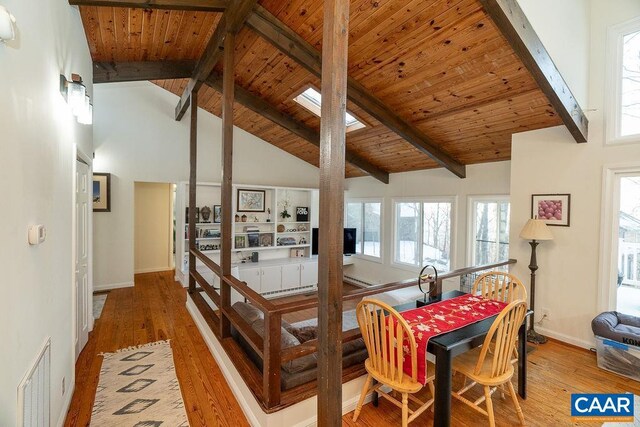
[294,87,365,132]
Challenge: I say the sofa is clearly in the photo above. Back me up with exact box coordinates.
[231,302,368,390]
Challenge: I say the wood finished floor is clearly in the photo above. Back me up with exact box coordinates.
[65,271,640,426]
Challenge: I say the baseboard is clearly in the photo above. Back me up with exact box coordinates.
[535,326,595,350]
[186,296,371,427]
[134,267,173,274]
[93,281,134,292]
[56,378,75,427]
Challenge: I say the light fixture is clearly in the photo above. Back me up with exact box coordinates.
[0,6,16,43]
[60,74,92,125]
[519,218,553,344]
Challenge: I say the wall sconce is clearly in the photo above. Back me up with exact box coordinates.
[60,74,92,125]
[0,6,16,43]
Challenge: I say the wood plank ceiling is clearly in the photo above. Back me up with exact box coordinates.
[78,0,566,178]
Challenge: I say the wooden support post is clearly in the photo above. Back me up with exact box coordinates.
[219,32,235,339]
[317,0,349,424]
[188,90,198,294]
[263,313,282,407]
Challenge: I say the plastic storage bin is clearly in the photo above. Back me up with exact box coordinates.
[595,336,640,382]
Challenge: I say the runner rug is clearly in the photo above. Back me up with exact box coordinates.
[91,340,189,426]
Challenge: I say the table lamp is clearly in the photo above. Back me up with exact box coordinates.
[519,218,553,344]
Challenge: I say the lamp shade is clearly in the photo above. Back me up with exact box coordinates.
[519,219,553,241]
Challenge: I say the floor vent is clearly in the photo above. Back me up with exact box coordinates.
[18,339,51,427]
[344,275,377,288]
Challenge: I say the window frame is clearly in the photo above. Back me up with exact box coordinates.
[345,198,383,263]
[606,16,640,145]
[391,196,457,272]
[467,195,510,267]
[293,85,367,133]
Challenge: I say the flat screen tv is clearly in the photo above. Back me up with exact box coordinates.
[312,228,357,255]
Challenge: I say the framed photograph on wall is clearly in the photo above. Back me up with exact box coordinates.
[93,173,111,212]
[235,235,246,249]
[213,205,222,223]
[237,189,266,212]
[531,194,571,226]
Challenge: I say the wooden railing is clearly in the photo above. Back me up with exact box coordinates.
[188,254,516,410]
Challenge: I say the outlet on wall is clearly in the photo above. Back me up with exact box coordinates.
[540,308,550,321]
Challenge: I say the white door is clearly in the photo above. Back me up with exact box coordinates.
[261,266,282,293]
[240,267,261,293]
[300,261,318,287]
[75,160,91,359]
[282,264,301,290]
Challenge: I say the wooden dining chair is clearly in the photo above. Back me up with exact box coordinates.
[352,299,435,427]
[472,271,527,303]
[451,300,528,427]
[472,271,527,366]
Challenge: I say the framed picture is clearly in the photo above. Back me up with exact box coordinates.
[235,235,246,249]
[237,189,266,212]
[213,205,222,223]
[259,233,273,247]
[296,206,309,222]
[531,194,571,226]
[93,173,111,212]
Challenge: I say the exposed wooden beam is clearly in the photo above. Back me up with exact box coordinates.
[479,0,588,143]
[246,6,466,179]
[174,0,257,121]
[204,72,389,184]
[69,0,227,12]
[317,0,348,423]
[93,60,195,83]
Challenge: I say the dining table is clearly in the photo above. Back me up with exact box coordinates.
[371,290,533,427]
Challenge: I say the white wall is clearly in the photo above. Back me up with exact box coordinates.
[509,0,640,348]
[93,82,320,289]
[0,2,93,426]
[344,162,511,285]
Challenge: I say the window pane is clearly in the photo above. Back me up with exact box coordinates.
[395,202,420,265]
[621,30,640,137]
[473,200,510,265]
[346,202,362,254]
[423,202,452,271]
[363,202,381,257]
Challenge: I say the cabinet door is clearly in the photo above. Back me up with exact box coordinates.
[261,266,282,293]
[240,267,261,293]
[300,261,318,287]
[282,264,301,290]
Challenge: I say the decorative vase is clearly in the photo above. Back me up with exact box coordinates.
[241,214,247,222]
[235,214,240,222]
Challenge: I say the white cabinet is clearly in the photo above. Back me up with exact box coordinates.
[240,267,261,293]
[260,265,282,293]
[300,261,318,287]
[282,264,301,290]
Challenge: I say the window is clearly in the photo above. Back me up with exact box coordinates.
[607,17,640,143]
[469,197,510,266]
[394,199,454,270]
[346,200,382,259]
[294,87,366,132]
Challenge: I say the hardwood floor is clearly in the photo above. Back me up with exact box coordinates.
[65,271,640,426]
[64,271,249,427]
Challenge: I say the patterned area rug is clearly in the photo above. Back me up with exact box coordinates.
[91,340,189,426]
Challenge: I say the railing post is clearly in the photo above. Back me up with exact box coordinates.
[188,90,198,294]
[263,312,281,408]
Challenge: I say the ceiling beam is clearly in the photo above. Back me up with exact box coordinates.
[174,0,258,121]
[246,5,466,179]
[478,0,588,143]
[93,60,196,83]
[68,0,227,12]
[204,72,389,184]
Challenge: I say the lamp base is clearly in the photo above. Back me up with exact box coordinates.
[527,328,548,344]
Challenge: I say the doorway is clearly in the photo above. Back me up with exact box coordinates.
[616,175,640,316]
[75,160,91,359]
[134,182,175,274]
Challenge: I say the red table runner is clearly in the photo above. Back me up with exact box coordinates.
[399,294,508,384]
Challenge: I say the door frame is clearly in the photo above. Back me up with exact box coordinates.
[598,162,640,313]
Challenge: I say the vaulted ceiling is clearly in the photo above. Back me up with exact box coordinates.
[76,0,587,181]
